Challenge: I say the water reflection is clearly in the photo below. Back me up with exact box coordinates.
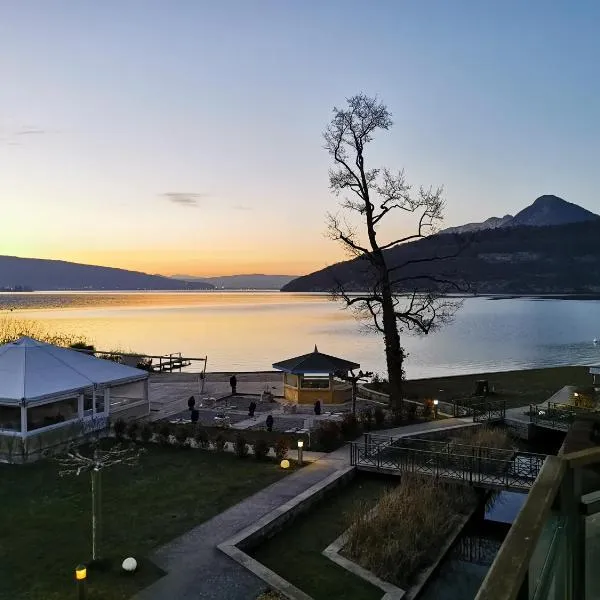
[1,293,600,377]
[419,492,527,600]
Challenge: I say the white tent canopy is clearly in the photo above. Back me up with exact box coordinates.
[0,336,148,405]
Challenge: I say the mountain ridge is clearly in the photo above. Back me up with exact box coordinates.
[441,195,599,235]
[0,255,214,291]
[282,196,600,294]
[173,274,296,289]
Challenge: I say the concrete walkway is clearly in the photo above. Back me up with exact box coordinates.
[133,417,475,600]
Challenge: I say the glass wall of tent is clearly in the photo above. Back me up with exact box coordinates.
[108,380,147,413]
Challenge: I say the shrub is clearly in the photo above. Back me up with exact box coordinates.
[213,434,227,452]
[253,438,270,461]
[174,425,190,447]
[113,418,126,440]
[274,438,288,461]
[315,421,342,452]
[345,476,477,588]
[406,403,417,422]
[374,406,385,428]
[157,423,172,445]
[457,426,513,450]
[194,427,210,449]
[340,413,360,440]
[234,434,249,458]
[391,409,404,426]
[422,399,433,418]
[126,421,139,442]
[140,423,153,443]
[360,408,373,431]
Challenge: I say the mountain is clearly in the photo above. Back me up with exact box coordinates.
[282,214,600,295]
[441,195,599,235]
[508,195,600,227]
[0,256,214,291]
[174,274,296,290]
[442,215,513,235]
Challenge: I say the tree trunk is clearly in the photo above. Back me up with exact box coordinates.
[381,283,404,410]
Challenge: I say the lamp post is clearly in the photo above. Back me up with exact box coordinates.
[297,439,304,465]
[75,564,87,600]
[433,399,439,419]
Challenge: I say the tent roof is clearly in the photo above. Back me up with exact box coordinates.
[272,345,360,375]
[0,336,148,405]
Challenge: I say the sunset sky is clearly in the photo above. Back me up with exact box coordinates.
[2,1,600,277]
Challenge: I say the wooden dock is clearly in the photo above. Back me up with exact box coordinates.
[71,347,207,375]
[151,353,192,373]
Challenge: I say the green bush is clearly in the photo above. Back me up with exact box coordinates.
[274,438,288,461]
[234,434,249,458]
[174,425,190,447]
[113,418,126,440]
[253,438,270,461]
[126,421,139,442]
[213,434,227,452]
[314,422,342,452]
[194,427,210,449]
[340,413,360,440]
[360,408,373,431]
[140,423,153,443]
[374,406,385,428]
[158,423,172,445]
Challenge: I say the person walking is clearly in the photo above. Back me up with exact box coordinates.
[230,374,237,395]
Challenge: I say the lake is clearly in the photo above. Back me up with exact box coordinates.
[1,291,600,378]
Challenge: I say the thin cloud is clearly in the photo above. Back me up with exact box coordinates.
[233,205,253,211]
[15,127,46,136]
[162,192,208,207]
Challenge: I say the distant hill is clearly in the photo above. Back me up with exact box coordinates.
[441,195,599,234]
[282,200,600,295]
[174,274,296,290]
[0,256,214,291]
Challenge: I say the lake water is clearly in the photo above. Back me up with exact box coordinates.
[1,291,600,378]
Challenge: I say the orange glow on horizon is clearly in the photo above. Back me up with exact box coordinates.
[5,248,345,278]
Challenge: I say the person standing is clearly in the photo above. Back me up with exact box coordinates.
[230,374,237,395]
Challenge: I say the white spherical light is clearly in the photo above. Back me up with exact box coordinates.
[122,557,137,572]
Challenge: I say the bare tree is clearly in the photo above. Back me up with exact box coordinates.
[57,442,144,561]
[334,369,373,416]
[324,94,465,409]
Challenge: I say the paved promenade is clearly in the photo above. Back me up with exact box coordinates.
[134,417,474,600]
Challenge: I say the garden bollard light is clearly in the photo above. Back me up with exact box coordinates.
[297,439,304,465]
[433,399,439,419]
[75,564,87,600]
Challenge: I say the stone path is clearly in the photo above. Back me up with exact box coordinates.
[133,417,475,600]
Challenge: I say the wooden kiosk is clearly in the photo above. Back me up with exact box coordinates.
[272,346,359,405]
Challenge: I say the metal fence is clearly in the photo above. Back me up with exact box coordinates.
[453,399,506,422]
[529,402,596,431]
[350,435,545,491]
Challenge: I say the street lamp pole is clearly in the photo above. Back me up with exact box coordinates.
[75,564,87,600]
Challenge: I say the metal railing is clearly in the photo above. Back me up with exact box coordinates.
[529,402,596,431]
[350,435,546,491]
[453,399,506,422]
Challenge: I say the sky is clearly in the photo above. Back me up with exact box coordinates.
[2,1,600,277]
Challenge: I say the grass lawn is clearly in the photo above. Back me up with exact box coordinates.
[0,443,291,600]
[370,366,592,409]
[251,474,392,600]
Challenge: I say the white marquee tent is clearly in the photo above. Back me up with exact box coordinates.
[0,337,149,448]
